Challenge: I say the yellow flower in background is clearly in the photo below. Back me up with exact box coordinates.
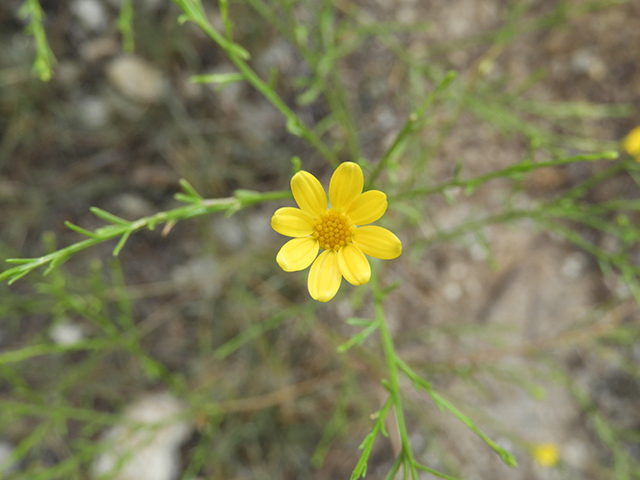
[623,126,640,161]
[271,162,402,302]
[532,443,560,468]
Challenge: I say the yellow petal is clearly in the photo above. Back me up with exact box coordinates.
[346,190,387,225]
[337,244,371,285]
[623,126,640,157]
[276,237,319,272]
[271,207,315,237]
[291,171,327,217]
[308,250,342,302]
[353,226,402,260]
[329,162,363,210]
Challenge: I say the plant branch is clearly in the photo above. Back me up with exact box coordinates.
[1,187,291,285]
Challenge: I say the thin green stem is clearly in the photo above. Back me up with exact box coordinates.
[245,0,362,162]
[393,150,619,200]
[367,71,457,189]
[171,0,338,166]
[0,189,291,284]
[19,0,57,81]
[117,0,135,53]
[372,268,418,479]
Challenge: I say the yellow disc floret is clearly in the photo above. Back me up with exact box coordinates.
[312,210,355,251]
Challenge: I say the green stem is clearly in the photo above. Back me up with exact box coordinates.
[0,190,291,284]
[366,71,457,189]
[372,268,418,479]
[393,150,619,200]
[171,0,338,167]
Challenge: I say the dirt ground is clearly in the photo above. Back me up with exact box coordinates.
[1,0,640,479]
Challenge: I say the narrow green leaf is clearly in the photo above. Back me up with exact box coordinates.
[286,118,304,137]
[64,221,98,238]
[43,254,70,276]
[190,73,245,85]
[5,258,36,265]
[112,231,131,256]
[297,82,323,106]
[90,207,131,226]
[7,270,30,285]
[117,0,135,53]
[174,193,200,204]
[228,42,251,60]
[337,322,378,352]
[345,318,374,327]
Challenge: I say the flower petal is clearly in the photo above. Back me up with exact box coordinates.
[623,126,640,157]
[346,190,387,225]
[337,244,371,286]
[271,207,315,237]
[276,237,319,272]
[329,162,363,210]
[353,226,402,260]
[308,250,342,302]
[291,171,327,217]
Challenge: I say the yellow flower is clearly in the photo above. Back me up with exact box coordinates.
[532,443,560,468]
[271,162,402,302]
[623,126,640,161]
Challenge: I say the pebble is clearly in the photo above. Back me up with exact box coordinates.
[71,0,108,32]
[111,193,155,220]
[246,211,272,245]
[210,215,245,250]
[443,281,463,301]
[77,96,110,129]
[0,441,17,474]
[171,256,221,298]
[49,321,85,347]
[92,393,192,480]
[562,440,590,469]
[256,38,295,75]
[571,49,607,81]
[561,252,587,279]
[107,56,165,104]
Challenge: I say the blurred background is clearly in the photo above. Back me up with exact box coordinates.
[1,0,640,479]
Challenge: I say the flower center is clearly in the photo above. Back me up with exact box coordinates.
[312,209,355,251]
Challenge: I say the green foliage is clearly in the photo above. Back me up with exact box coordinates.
[6,0,640,478]
[19,0,56,81]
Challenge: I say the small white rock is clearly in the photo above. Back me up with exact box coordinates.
[561,252,587,279]
[210,216,245,250]
[0,441,17,473]
[111,193,155,219]
[256,38,295,74]
[571,49,607,81]
[71,0,108,32]
[443,281,463,301]
[77,96,110,129]
[107,56,165,104]
[49,322,85,347]
[92,393,192,480]
[171,256,221,298]
[246,212,272,244]
[562,440,589,468]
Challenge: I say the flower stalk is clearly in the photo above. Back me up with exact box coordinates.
[373,268,419,479]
